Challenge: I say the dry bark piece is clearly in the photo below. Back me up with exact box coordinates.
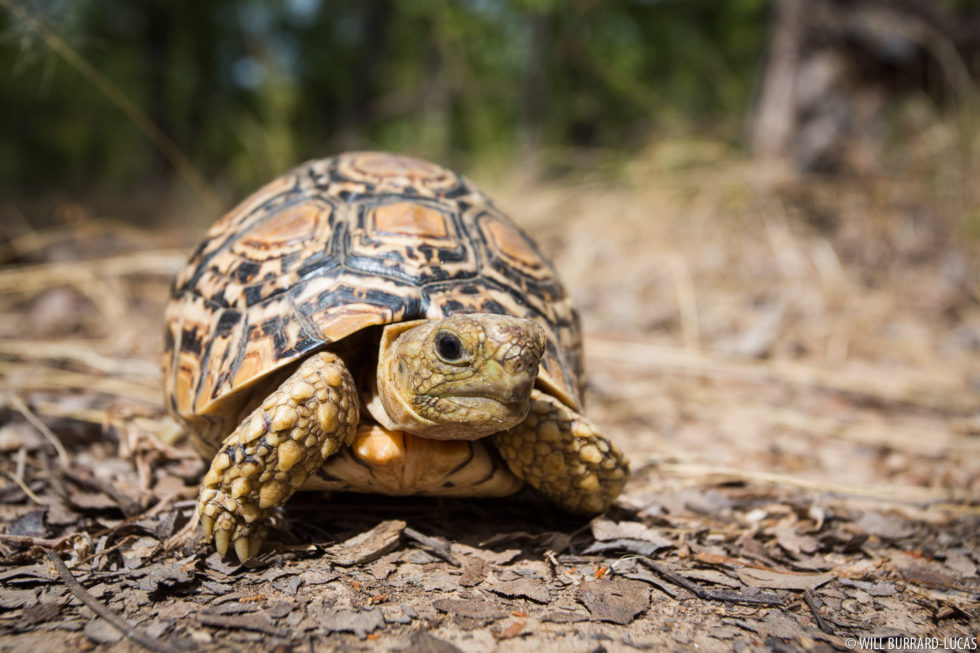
[21,601,63,626]
[576,579,650,625]
[584,539,666,557]
[0,588,39,609]
[486,577,551,604]
[856,512,914,540]
[9,509,48,538]
[404,629,464,653]
[297,568,338,586]
[770,519,820,556]
[432,598,508,622]
[458,558,488,587]
[319,607,385,640]
[591,518,671,545]
[736,568,834,590]
[540,610,592,623]
[494,617,527,639]
[198,612,287,638]
[84,618,124,645]
[325,519,406,566]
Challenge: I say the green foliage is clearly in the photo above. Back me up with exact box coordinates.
[0,0,771,197]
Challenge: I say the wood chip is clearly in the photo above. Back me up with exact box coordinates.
[486,577,551,604]
[432,598,507,621]
[319,607,385,640]
[198,612,287,637]
[736,568,834,591]
[576,579,650,625]
[325,519,405,566]
[404,629,463,653]
[83,618,124,645]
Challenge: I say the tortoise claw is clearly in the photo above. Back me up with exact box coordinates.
[234,536,251,564]
[200,514,215,541]
[214,528,231,557]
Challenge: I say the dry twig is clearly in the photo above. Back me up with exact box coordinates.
[46,549,180,653]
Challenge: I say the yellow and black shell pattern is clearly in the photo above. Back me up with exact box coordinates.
[163,152,583,448]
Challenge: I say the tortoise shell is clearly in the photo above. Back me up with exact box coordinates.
[163,152,583,449]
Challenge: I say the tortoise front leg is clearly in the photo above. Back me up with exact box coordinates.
[198,352,358,562]
[493,390,629,514]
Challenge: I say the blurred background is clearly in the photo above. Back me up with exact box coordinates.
[1,4,979,645]
[1,0,977,222]
[0,0,979,489]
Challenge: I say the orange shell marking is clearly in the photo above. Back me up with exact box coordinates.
[352,152,446,180]
[371,202,449,239]
[481,217,543,269]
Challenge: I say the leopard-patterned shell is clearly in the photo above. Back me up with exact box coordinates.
[163,152,583,448]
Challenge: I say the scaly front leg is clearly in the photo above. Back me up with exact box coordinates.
[493,390,629,514]
[198,352,358,562]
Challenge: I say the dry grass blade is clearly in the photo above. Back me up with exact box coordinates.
[0,340,160,378]
[9,393,69,467]
[0,396,108,425]
[643,459,975,506]
[46,550,181,653]
[0,360,161,404]
[586,337,977,413]
[2,469,46,505]
[0,249,187,296]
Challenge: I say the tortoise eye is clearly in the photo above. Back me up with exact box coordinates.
[434,331,465,363]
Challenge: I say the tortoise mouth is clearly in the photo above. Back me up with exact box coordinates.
[437,375,534,406]
[420,395,529,439]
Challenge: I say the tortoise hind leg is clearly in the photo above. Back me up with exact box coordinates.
[492,390,628,513]
[198,352,358,562]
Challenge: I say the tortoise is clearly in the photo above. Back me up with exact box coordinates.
[163,152,629,562]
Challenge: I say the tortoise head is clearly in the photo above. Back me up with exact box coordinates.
[375,314,546,440]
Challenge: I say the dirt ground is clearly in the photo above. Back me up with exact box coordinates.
[1,144,978,652]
